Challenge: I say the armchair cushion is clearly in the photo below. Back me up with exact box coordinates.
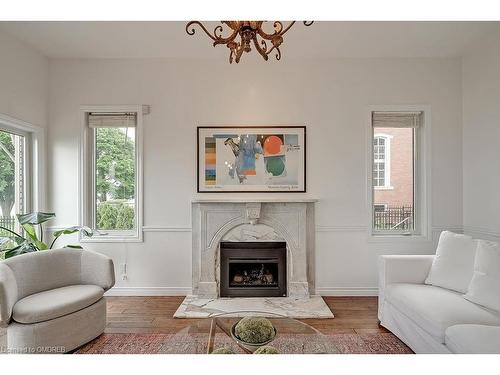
[12,284,104,324]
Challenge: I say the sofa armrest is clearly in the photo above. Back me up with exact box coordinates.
[80,250,115,291]
[378,255,434,320]
[0,263,18,327]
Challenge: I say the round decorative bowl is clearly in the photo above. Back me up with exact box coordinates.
[230,323,277,353]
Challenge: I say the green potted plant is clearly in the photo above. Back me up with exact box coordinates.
[0,211,92,259]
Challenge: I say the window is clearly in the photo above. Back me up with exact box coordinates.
[82,107,142,241]
[0,113,43,259]
[0,128,28,235]
[371,111,422,235]
[373,135,391,188]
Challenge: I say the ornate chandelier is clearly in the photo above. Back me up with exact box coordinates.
[186,21,313,64]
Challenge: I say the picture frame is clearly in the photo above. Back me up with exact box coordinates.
[197,126,306,193]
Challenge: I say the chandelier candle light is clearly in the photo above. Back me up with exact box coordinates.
[186,21,313,64]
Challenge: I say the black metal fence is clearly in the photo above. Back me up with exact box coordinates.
[374,206,413,231]
[0,216,16,237]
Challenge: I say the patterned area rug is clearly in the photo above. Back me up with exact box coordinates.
[76,333,413,354]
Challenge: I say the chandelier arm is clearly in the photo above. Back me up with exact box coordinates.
[186,21,217,41]
[273,21,284,34]
[260,39,268,53]
[303,21,314,26]
[252,35,269,61]
[222,21,240,31]
[278,21,297,36]
[234,44,245,64]
[266,43,277,53]
[275,47,282,61]
[256,21,286,39]
[212,29,239,45]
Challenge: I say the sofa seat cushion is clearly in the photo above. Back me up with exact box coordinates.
[385,283,500,343]
[12,285,104,324]
[445,324,500,354]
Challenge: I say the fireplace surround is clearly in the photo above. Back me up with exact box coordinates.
[191,199,317,298]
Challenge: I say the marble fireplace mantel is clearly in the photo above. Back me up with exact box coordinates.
[191,198,317,298]
[192,198,318,203]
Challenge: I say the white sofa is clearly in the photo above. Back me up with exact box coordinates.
[378,254,500,353]
[0,248,115,353]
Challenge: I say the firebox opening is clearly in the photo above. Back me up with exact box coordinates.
[229,263,279,288]
[220,241,287,298]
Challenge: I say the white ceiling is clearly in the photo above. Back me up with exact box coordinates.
[1,21,499,59]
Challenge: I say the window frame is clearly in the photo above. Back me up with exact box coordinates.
[0,113,45,216]
[80,105,143,242]
[366,106,431,241]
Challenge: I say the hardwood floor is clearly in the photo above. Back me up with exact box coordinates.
[105,296,389,335]
[0,297,392,354]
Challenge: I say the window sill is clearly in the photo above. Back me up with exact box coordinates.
[374,186,394,191]
[80,233,143,243]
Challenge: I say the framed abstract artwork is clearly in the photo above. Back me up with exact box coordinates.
[197,126,306,192]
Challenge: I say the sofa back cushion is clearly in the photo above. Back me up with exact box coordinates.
[464,240,500,312]
[3,249,82,299]
[425,231,477,293]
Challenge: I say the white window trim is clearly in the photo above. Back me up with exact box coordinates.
[366,105,432,242]
[373,133,393,190]
[0,113,45,214]
[79,105,143,243]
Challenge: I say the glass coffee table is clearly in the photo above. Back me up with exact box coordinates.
[165,311,338,354]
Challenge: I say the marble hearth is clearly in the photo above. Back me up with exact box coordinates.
[174,199,334,319]
[173,296,334,318]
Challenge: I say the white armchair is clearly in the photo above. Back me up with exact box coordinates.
[0,248,115,353]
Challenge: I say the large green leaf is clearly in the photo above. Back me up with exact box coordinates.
[50,226,93,249]
[4,242,38,258]
[0,225,25,241]
[21,223,38,241]
[65,244,83,249]
[20,223,48,250]
[16,212,55,225]
[53,226,93,238]
[0,237,11,247]
[0,236,25,251]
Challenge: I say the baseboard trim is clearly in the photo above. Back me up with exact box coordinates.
[105,286,378,297]
[316,287,378,296]
[105,287,192,296]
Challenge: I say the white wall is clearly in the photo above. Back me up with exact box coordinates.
[462,33,500,241]
[47,57,463,295]
[0,29,48,127]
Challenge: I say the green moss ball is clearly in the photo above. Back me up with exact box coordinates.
[211,347,234,354]
[254,345,280,354]
[235,316,275,344]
